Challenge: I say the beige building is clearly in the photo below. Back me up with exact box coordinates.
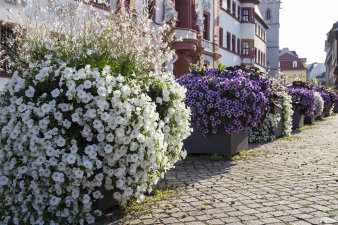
[279,49,307,83]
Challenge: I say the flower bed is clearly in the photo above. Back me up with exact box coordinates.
[0,3,191,225]
[177,65,270,137]
[314,86,335,116]
[314,91,324,118]
[249,81,293,143]
[287,85,317,117]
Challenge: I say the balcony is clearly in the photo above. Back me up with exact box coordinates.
[172,28,198,52]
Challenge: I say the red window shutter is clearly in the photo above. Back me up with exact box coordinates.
[219,27,223,46]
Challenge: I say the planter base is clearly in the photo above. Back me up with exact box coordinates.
[304,115,315,124]
[334,109,338,113]
[274,108,283,138]
[292,112,305,129]
[184,127,248,156]
[94,188,117,213]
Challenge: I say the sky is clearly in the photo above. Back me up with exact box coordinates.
[280,0,338,64]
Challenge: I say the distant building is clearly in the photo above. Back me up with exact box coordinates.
[258,0,281,78]
[0,0,270,82]
[307,62,326,84]
[279,48,307,83]
[324,21,338,88]
[315,72,327,86]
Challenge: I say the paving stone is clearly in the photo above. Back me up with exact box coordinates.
[205,219,224,225]
[107,115,338,225]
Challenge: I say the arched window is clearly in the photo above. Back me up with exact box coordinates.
[266,8,271,20]
[293,61,298,68]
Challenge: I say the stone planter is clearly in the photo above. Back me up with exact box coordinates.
[292,112,305,129]
[184,127,248,156]
[334,109,338,113]
[94,187,117,213]
[304,115,315,124]
[322,111,329,117]
[273,107,283,138]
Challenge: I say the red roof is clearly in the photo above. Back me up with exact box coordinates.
[279,53,307,70]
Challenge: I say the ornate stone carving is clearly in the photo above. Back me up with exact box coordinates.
[195,10,204,35]
[202,0,211,12]
[163,0,178,22]
[5,0,26,5]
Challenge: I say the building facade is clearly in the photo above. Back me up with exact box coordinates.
[0,0,269,83]
[279,49,307,83]
[258,0,280,78]
[324,21,338,88]
[307,62,326,84]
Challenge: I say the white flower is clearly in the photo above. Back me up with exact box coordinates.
[50,196,61,206]
[0,176,9,185]
[52,172,64,183]
[74,169,84,179]
[25,86,35,97]
[83,160,93,170]
[156,97,162,104]
[82,194,90,204]
[51,89,60,98]
[83,80,92,89]
[55,136,66,147]
[104,144,113,154]
[41,103,51,113]
[67,154,76,164]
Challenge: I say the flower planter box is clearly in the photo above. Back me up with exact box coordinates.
[184,127,248,156]
[304,115,315,124]
[292,112,305,129]
[94,188,117,213]
[273,107,283,138]
[322,111,329,117]
[334,109,338,113]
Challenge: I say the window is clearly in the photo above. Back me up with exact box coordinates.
[145,0,155,20]
[238,6,241,19]
[266,8,271,20]
[299,72,303,77]
[255,23,257,34]
[220,0,222,8]
[219,27,223,46]
[0,25,15,74]
[254,48,257,63]
[232,35,236,52]
[293,61,297,68]
[117,0,129,8]
[242,41,249,55]
[242,9,249,21]
[258,50,261,64]
[227,0,231,11]
[258,26,261,37]
[232,2,236,16]
[237,38,240,53]
[263,53,265,66]
[227,32,231,49]
[293,73,297,77]
[203,13,210,40]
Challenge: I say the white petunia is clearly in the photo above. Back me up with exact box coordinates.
[51,89,60,98]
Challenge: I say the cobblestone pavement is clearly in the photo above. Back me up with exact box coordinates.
[105,114,338,225]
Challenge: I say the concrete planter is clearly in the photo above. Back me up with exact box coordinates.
[184,127,248,156]
[322,111,330,117]
[334,109,338,113]
[94,187,117,213]
[273,107,283,138]
[292,112,305,129]
[304,115,315,124]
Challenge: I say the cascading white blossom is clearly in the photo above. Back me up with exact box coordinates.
[249,88,293,143]
[0,62,191,224]
[0,1,192,224]
[314,91,324,118]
